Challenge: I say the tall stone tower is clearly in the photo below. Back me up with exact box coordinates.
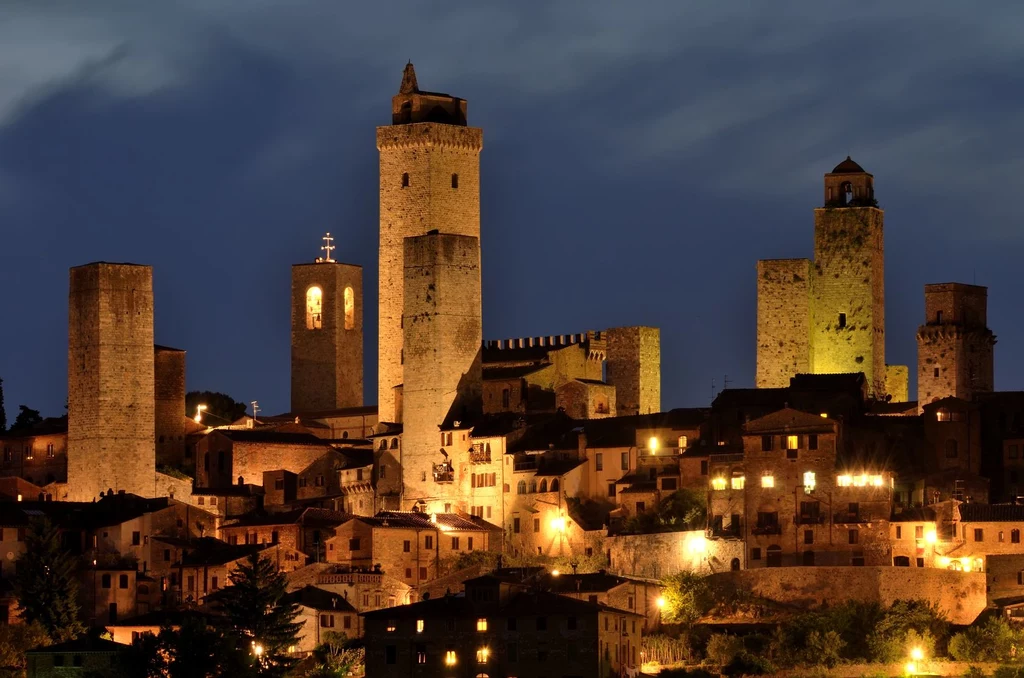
[917,283,995,411]
[401,232,482,509]
[810,157,886,396]
[291,254,363,413]
[756,259,811,388]
[377,63,483,423]
[67,263,157,501]
[606,326,661,415]
[154,345,186,467]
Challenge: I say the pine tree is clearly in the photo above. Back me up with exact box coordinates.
[0,377,7,433]
[216,552,301,677]
[14,518,86,642]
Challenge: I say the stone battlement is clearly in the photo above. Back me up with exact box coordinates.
[482,331,602,351]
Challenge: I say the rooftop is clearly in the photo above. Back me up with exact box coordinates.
[830,156,867,174]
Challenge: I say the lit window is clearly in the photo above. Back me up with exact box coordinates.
[386,620,396,632]
[416,619,424,633]
[803,471,816,492]
[476,618,487,632]
[786,435,799,450]
[445,650,457,666]
[761,475,775,488]
[306,286,323,330]
[648,437,659,453]
[836,475,852,487]
[711,477,727,491]
[731,476,745,490]
[343,286,355,330]
[870,475,884,487]
[937,409,950,422]
[678,435,688,449]
[476,647,490,664]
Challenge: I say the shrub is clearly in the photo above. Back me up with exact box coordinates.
[661,572,714,625]
[705,634,743,667]
[642,634,692,666]
[723,651,776,676]
[950,616,1024,663]
[806,629,845,667]
[963,666,988,678]
[994,666,1024,678]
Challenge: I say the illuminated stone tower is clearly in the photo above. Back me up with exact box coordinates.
[291,238,363,413]
[401,232,483,509]
[810,157,886,396]
[67,263,157,501]
[917,283,995,411]
[377,63,483,423]
[606,326,661,415]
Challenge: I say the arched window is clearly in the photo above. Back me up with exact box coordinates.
[391,438,399,449]
[945,439,959,458]
[401,172,409,187]
[730,558,740,571]
[451,173,459,189]
[379,440,387,451]
[344,286,355,330]
[538,479,547,493]
[529,479,537,494]
[306,286,323,330]
[517,480,526,495]
[841,181,853,205]
[550,479,559,493]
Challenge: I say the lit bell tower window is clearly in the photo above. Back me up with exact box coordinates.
[344,286,355,330]
[306,286,323,330]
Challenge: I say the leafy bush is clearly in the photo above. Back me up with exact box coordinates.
[806,629,845,667]
[866,600,947,662]
[994,666,1024,678]
[723,651,776,676]
[705,634,743,667]
[963,666,988,678]
[950,617,1024,663]
[661,572,714,625]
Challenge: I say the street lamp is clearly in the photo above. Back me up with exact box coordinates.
[194,404,208,424]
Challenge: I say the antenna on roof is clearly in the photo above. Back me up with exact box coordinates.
[710,378,716,403]
[723,374,731,391]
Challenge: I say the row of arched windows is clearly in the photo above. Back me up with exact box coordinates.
[516,478,560,494]
[377,438,400,451]
[306,286,355,331]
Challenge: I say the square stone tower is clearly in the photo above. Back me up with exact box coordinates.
[377,63,483,423]
[290,259,363,413]
[154,345,186,467]
[401,232,482,510]
[67,263,157,501]
[917,283,995,411]
[810,158,886,396]
[756,259,811,388]
[606,326,661,415]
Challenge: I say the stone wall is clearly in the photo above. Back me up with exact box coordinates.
[67,263,156,501]
[810,207,885,396]
[884,364,909,403]
[291,262,363,413]
[401,233,482,510]
[708,566,986,625]
[756,259,810,388]
[606,531,745,579]
[606,326,660,416]
[377,120,483,423]
[154,346,186,467]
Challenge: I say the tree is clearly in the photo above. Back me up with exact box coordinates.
[660,572,714,625]
[14,518,86,642]
[0,621,50,674]
[185,391,248,425]
[215,553,301,677]
[301,632,365,677]
[621,489,707,535]
[9,405,42,433]
[0,377,6,433]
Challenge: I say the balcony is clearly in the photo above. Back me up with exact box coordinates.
[795,514,826,525]
[709,525,741,539]
[834,512,868,524]
[432,463,454,484]
[469,449,491,464]
[751,524,782,536]
[513,459,537,472]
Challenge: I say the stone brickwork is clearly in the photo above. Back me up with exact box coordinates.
[291,262,363,413]
[377,65,482,424]
[401,233,482,510]
[606,326,660,416]
[917,283,995,411]
[555,379,615,419]
[154,346,186,467]
[756,160,888,397]
[756,259,811,388]
[606,530,745,579]
[67,263,157,501]
[708,566,986,625]
[884,364,909,403]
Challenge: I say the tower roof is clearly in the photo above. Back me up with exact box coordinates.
[399,61,419,94]
[831,156,866,174]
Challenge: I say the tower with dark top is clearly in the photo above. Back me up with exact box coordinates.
[377,63,483,423]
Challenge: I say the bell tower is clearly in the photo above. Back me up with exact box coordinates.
[376,63,483,422]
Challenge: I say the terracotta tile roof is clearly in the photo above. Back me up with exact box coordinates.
[283,585,357,612]
[360,511,502,532]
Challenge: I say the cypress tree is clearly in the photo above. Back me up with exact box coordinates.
[217,552,301,677]
[14,518,86,642]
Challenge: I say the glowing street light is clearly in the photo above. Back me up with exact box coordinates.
[910,647,924,661]
[656,596,666,609]
[194,404,208,424]
[550,517,566,533]
[648,437,659,454]
[551,569,560,576]
[924,530,937,545]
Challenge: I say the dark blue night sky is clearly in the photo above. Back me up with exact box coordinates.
[2,2,1024,418]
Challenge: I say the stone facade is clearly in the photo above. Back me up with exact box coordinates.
[885,364,909,403]
[377,64,483,424]
[68,263,157,501]
[291,262,363,413]
[917,283,995,412]
[606,326,661,416]
[401,233,482,510]
[555,379,615,419]
[756,259,811,388]
[154,346,186,467]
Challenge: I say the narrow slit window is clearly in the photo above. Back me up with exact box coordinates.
[451,173,459,189]
[838,313,847,329]
[401,172,409,187]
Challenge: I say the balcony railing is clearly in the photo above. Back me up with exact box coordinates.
[432,463,454,483]
[469,449,491,464]
[751,524,782,536]
[834,512,869,524]
[513,459,537,472]
[709,525,741,538]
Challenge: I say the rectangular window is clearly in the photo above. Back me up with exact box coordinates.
[102,574,111,588]
[700,460,709,475]
[403,540,411,553]
[425,536,433,549]
[418,567,427,580]
[513,518,520,534]
[975,528,984,542]
[934,367,940,378]
[838,313,847,328]
[385,646,396,665]
[468,537,473,550]
[502,389,510,408]
[849,529,859,545]
[620,452,629,471]
[595,453,603,471]
[477,618,487,632]
[804,530,813,545]
[451,537,460,550]
[730,476,745,490]
[896,526,902,540]
[132,531,141,546]
[416,644,426,664]
[1011,444,1019,459]
[808,434,818,450]
[349,538,360,551]
[119,574,129,589]
[1014,530,1021,544]
[915,526,924,540]
[608,483,616,498]
[751,547,761,561]
[761,435,773,452]
[661,477,678,491]
[533,518,540,533]
[786,435,799,450]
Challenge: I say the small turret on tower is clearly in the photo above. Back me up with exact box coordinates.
[823,156,876,207]
[399,61,419,94]
[390,61,467,126]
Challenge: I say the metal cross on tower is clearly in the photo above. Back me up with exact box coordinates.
[251,400,260,422]
[320,232,335,263]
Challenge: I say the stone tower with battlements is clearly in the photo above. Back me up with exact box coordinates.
[757,158,905,399]
[67,263,157,501]
[291,258,363,413]
[917,283,995,411]
[377,63,483,423]
[606,326,661,416]
[401,232,483,510]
